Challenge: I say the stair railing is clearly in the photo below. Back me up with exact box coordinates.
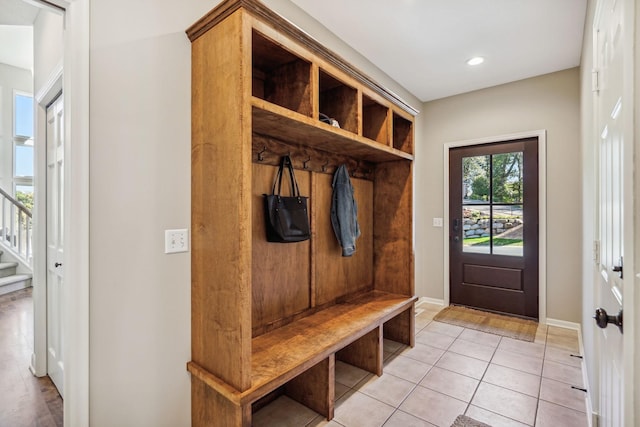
[0,187,33,267]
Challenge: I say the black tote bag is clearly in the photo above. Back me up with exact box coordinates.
[263,155,311,243]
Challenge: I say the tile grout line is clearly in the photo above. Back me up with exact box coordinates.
[419,324,528,425]
[333,322,587,427]
[383,317,444,426]
[462,326,553,426]
[382,319,444,427]
[463,331,500,422]
[378,317,460,426]
[532,324,549,427]
[333,315,586,427]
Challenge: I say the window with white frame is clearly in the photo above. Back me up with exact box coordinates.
[13,92,34,210]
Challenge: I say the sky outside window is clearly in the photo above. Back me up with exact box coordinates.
[15,94,34,139]
[14,94,34,182]
[15,145,33,177]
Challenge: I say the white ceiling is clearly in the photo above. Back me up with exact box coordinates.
[291,0,588,102]
[0,0,39,70]
[0,0,588,100]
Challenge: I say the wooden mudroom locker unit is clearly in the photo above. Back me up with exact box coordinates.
[186,0,418,425]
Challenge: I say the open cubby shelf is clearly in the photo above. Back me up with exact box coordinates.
[252,30,313,117]
[393,113,414,154]
[319,70,358,133]
[363,94,390,145]
[251,28,413,156]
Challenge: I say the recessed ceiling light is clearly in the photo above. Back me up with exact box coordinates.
[466,56,485,66]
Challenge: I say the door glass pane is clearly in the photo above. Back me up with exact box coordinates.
[493,205,523,256]
[462,155,490,204]
[492,152,523,203]
[463,205,490,254]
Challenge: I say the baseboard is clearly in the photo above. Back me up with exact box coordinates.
[545,317,581,331]
[416,297,444,306]
[548,318,595,426]
[574,323,595,427]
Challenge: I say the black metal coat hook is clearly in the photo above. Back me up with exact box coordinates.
[303,156,311,169]
[257,146,267,162]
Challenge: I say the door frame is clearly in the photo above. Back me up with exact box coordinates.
[443,130,547,322]
[34,62,63,378]
[30,0,90,426]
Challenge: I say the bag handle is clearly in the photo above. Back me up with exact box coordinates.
[272,155,301,197]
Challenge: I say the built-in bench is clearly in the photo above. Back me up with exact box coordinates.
[187,291,416,423]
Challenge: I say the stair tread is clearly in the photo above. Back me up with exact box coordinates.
[0,262,19,269]
[0,274,32,285]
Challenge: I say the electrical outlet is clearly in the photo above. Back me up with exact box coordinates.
[165,229,189,254]
[432,218,444,227]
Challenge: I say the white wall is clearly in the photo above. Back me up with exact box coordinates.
[416,68,582,322]
[89,1,207,424]
[33,10,63,94]
[88,1,422,425]
[0,63,32,193]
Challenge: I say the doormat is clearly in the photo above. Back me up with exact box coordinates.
[433,305,538,342]
[451,415,492,427]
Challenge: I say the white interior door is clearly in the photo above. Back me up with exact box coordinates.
[593,0,634,425]
[46,94,64,397]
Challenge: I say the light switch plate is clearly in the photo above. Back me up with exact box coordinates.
[165,229,189,253]
[432,218,444,227]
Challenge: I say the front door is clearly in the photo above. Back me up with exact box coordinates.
[46,94,64,396]
[592,0,634,424]
[449,139,539,318]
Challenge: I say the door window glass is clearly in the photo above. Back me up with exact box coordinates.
[492,205,523,256]
[462,152,524,256]
[462,205,490,254]
[491,152,523,204]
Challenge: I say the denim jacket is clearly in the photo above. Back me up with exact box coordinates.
[331,164,361,256]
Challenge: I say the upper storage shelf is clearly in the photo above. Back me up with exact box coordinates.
[252,98,412,162]
[251,28,415,162]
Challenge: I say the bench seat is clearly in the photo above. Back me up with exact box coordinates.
[187,290,416,423]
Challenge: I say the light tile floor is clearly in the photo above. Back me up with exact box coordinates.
[253,301,590,427]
